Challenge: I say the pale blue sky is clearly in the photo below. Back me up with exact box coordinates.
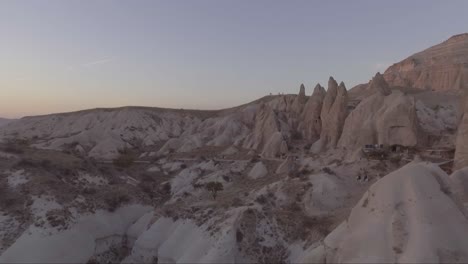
[1,0,468,118]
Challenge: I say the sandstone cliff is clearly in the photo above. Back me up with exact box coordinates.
[384,33,468,91]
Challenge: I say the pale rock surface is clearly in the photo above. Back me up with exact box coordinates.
[301,162,468,263]
[300,84,326,142]
[384,33,468,91]
[0,205,151,263]
[292,84,307,113]
[338,90,420,152]
[248,162,268,179]
[455,96,468,170]
[243,103,280,151]
[0,118,14,128]
[261,132,288,158]
[275,156,295,174]
[450,167,468,211]
[318,79,348,150]
[369,72,392,96]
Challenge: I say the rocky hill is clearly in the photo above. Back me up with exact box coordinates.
[0,118,13,128]
[1,34,468,263]
[384,33,468,91]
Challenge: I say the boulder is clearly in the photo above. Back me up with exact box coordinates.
[248,162,268,179]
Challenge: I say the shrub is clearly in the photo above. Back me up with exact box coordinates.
[256,195,267,204]
[161,182,171,194]
[113,148,135,168]
[322,167,335,175]
[250,157,259,163]
[291,131,303,140]
[3,138,29,154]
[105,192,130,212]
[205,181,224,200]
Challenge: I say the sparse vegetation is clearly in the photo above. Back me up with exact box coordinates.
[2,138,29,154]
[205,181,223,200]
[104,191,131,212]
[322,167,335,175]
[113,148,136,168]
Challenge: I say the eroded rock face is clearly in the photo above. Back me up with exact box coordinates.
[300,162,468,263]
[261,131,288,158]
[300,84,326,142]
[338,90,420,151]
[370,72,392,96]
[454,96,468,170]
[384,33,468,91]
[318,80,348,149]
[243,103,280,150]
[292,84,308,114]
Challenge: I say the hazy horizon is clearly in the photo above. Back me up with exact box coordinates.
[2,0,468,118]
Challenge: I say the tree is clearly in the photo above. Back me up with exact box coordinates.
[205,181,224,200]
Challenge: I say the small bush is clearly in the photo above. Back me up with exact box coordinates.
[322,167,335,175]
[291,131,303,140]
[162,182,171,194]
[113,149,135,168]
[3,138,29,154]
[256,195,267,204]
[250,157,259,163]
[236,230,244,243]
[139,183,154,198]
[105,192,130,212]
[192,182,204,189]
[205,181,223,200]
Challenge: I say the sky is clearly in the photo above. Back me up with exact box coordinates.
[1,0,468,118]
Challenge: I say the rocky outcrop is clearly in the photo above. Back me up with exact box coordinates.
[384,33,468,91]
[454,96,468,170]
[369,72,391,96]
[316,79,348,150]
[275,155,295,174]
[338,90,420,152]
[248,162,268,179]
[243,103,280,150]
[292,84,307,114]
[300,162,468,263]
[300,84,326,142]
[261,131,288,158]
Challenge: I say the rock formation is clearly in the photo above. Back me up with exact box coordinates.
[300,84,326,142]
[454,96,468,170]
[292,83,307,113]
[261,131,288,158]
[338,90,419,152]
[275,155,295,174]
[369,72,392,96]
[243,103,280,150]
[248,162,268,179]
[300,162,468,263]
[384,33,468,91]
[316,79,348,150]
